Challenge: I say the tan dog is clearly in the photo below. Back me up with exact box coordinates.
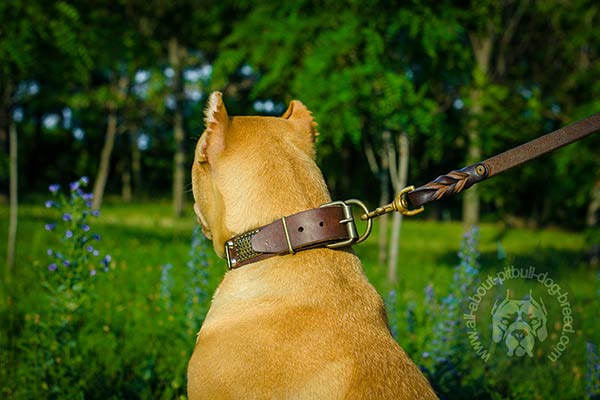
[188,92,437,399]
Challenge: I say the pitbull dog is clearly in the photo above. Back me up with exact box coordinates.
[187,92,437,399]
[491,290,548,357]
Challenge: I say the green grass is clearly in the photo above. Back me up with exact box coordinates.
[1,201,599,399]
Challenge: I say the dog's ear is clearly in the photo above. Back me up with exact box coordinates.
[281,100,319,158]
[199,92,229,164]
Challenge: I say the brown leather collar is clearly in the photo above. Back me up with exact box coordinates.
[224,201,370,269]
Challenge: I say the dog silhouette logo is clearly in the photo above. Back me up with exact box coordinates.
[491,290,548,357]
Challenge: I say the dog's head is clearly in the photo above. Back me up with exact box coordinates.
[491,290,548,357]
[191,92,331,257]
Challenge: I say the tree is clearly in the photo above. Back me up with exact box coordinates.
[0,0,92,271]
[212,1,454,281]
[453,0,599,228]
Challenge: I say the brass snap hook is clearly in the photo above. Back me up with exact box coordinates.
[360,185,425,221]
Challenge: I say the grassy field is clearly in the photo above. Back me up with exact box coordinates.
[1,199,599,399]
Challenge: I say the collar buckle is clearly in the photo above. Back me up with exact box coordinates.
[320,199,373,248]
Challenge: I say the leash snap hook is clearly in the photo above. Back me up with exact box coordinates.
[360,185,425,221]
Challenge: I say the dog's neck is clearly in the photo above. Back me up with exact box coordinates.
[213,145,332,254]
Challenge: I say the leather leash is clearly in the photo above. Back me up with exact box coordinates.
[224,113,599,269]
[363,112,600,218]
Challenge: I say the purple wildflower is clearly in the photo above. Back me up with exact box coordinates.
[47,249,53,256]
[86,245,94,253]
[101,255,112,266]
[65,230,73,238]
[45,223,56,231]
[80,176,89,185]
[90,269,97,276]
[82,193,93,201]
[92,233,101,241]
[70,181,80,191]
[82,224,90,232]
[48,263,57,271]
[425,283,434,303]
[45,200,54,208]
[48,184,60,193]
[92,249,99,256]
[91,210,100,217]
[62,213,72,222]
[63,260,70,267]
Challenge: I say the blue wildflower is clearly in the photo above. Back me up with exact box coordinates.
[65,230,73,239]
[91,210,100,217]
[45,200,55,208]
[101,255,112,266]
[82,224,90,232]
[86,245,94,253]
[63,213,72,222]
[70,181,80,191]
[48,184,60,193]
[48,263,57,271]
[587,342,600,398]
[90,269,97,276]
[92,249,99,256]
[92,233,101,241]
[80,176,89,185]
[47,249,53,256]
[63,260,70,267]
[45,223,56,231]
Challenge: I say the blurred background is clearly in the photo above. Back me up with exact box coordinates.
[1,1,599,399]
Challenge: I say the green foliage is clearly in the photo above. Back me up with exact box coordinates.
[0,0,92,86]
[12,178,111,398]
[212,1,448,149]
[1,201,218,399]
[1,1,597,227]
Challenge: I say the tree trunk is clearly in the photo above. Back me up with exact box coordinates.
[92,105,118,210]
[464,29,493,231]
[462,116,482,229]
[92,76,128,210]
[364,136,388,266]
[377,175,389,266]
[587,178,600,227]
[169,37,186,218]
[387,132,409,284]
[121,158,132,202]
[7,118,17,274]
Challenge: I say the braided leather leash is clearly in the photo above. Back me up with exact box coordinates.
[363,112,600,219]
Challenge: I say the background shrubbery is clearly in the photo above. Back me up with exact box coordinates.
[1,1,599,398]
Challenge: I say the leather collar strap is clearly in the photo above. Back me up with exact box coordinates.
[224,203,358,269]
